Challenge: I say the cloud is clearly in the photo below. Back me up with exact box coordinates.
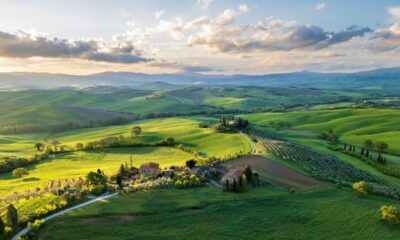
[197,0,214,10]
[156,17,186,40]
[388,7,400,18]
[154,10,165,19]
[0,30,152,63]
[315,2,326,11]
[186,12,371,54]
[370,23,400,51]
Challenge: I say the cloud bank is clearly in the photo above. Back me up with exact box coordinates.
[0,30,151,63]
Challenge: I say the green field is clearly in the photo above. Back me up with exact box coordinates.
[0,87,364,132]
[0,147,192,197]
[244,108,400,155]
[0,117,251,158]
[37,187,400,240]
[52,117,250,157]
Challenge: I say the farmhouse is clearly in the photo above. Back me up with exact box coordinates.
[221,168,243,183]
[139,162,160,176]
[189,166,211,178]
[161,170,175,178]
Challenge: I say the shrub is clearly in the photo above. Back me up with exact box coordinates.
[34,207,48,217]
[28,219,45,230]
[380,205,400,224]
[4,226,13,236]
[58,199,68,208]
[89,185,104,195]
[12,167,29,177]
[353,181,373,195]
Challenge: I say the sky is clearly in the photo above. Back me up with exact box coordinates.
[0,0,400,75]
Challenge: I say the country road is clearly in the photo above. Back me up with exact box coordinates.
[240,131,257,154]
[11,193,118,240]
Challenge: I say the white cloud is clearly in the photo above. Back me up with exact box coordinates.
[156,17,185,40]
[197,0,214,10]
[315,2,326,11]
[154,10,165,19]
[388,7,400,19]
[239,4,251,13]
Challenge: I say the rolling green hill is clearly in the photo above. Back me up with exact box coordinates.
[244,108,400,155]
[0,147,192,197]
[0,117,251,158]
[37,187,400,240]
[0,87,366,134]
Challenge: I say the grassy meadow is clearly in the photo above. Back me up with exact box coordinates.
[244,108,400,155]
[0,117,251,159]
[0,147,192,196]
[37,187,400,240]
[47,117,251,158]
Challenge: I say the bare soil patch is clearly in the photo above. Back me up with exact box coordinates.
[227,155,326,190]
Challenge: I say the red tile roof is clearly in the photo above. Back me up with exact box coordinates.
[224,168,242,179]
[140,162,159,170]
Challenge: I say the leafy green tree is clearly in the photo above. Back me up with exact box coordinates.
[86,171,107,187]
[12,168,29,178]
[50,140,61,151]
[185,159,197,169]
[375,141,389,153]
[34,142,45,151]
[352,181,373,195]
[75,143,84,151]
[6,204,18,227]
[131,126,142,138]
[363,140,374,150]
[380,205,400,224]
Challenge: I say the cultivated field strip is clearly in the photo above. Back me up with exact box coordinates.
[256,137,385,185]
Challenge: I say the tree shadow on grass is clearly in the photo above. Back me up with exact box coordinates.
[23,177,40,182]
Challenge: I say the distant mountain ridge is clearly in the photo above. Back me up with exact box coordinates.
[0,67,399,91]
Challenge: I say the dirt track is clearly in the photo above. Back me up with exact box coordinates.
[227,155,326,190]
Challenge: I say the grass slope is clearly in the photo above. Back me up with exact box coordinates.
[244,108,400,155]
[0,117,251,158]
[37,187,400,240]
[48,117,251,158]
[0,147,192,197]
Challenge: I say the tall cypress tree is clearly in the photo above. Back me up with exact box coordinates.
[0,217,4,234]
[225,179,230,191]
[6,204,18,227]
[232,179,238,192]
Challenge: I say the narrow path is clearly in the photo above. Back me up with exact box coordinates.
[239,131,257,154]
[11,193,118,240]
